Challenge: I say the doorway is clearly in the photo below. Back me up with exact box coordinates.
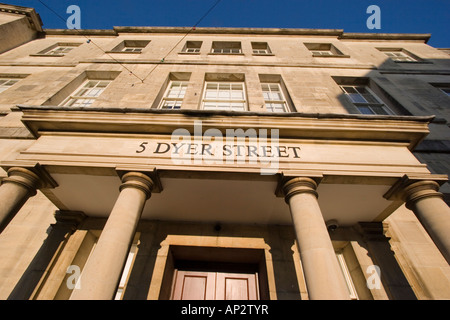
[159,245,270,300]
[171,261,260,300]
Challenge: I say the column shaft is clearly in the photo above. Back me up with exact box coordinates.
[70,172,153,300]
[0,167,40,232]
[404,181,450,264]
[284,177,350,300]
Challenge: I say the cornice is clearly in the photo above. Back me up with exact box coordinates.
[41,26,431,43]
[0,3,43,32]
[17,105,433,151]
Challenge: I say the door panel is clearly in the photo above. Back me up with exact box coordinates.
[172,271,216,300]
[171,270,259,300]
[216,272,259,300]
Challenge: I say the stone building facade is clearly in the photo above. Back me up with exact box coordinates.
[0,3,449,300]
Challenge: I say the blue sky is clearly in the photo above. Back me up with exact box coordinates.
[8,0,450,47]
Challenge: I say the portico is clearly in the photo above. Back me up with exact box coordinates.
[1,106,449,300]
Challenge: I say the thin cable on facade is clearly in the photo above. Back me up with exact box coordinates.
[37,0,222,85]
[139,0,223,83]
[37,0,145,83]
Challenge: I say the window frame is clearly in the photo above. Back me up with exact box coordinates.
[304,43,349,58]
[158,80,189,110]
[340,85,395,115]
[377,48,422,63]
[108,40,151,54]
[251,42,273,56]
[121,47,143,53]
[180,41,202,54]
[261,82,289,113]
[201,81,248,111]
[34,42,82,57]
[335,251,359,300]
[60,79,112,108]
[114,243,138,300]
[210,42,243,55]
[439,87,450,97]
[0,78,20,93]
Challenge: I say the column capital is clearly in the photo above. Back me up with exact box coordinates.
[384,175,446,209]
[355,221,390,242]
[282,177,319,203]
[53,210,87,232]
[1,167,41,196]
[384,174,447,202]
[119,171,154,199]
[402,180,444,209]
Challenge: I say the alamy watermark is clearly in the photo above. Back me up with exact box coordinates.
[367,5,381,30]
[165,120,287,175]
[66,5,81,29]
[366,265,382,290]
[66,265,81,290]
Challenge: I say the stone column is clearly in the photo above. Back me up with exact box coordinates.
[70,172,153,300]
[0,167,41,232]
[403,180,450,264]
[283,177,350,300]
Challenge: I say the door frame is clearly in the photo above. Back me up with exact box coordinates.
[148,236,275,300]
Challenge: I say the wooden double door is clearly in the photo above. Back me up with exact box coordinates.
[171,263,260,300]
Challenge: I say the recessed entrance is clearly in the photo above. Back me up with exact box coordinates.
[159,245,270,300]
[171,261,260,300]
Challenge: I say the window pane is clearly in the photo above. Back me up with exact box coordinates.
[344,86,367,103]
[162,100,182,109]
[355,87,379,104]
[206,83,218,90]
[0,79,19,93]
[270,92,282,101]
[341,86,356,94]
[370,105,389,115]
[218,90,230,99]
[85,81,97,88]
[74,88,89,96]
[266,102,286,112]
[357,106,374,115]
[68,98,95,107]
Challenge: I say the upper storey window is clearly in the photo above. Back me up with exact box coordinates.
[36,43,82,56]
[340,85,394,115]
[440,87,450,97]
[0,78,19,93]
[61,80,111,107]
[304,43,348,57]
[159,81,188,109]
[202,81,247,111]
[252,42,272,55]
[211,41,242,54]
[261,83,289,113]
[377,48,420,62]
[430,83,450,98]
[181,41,202,54]
[109,40,151,53]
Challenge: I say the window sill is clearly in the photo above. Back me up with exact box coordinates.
[252,53,275,56]
[312,54,350,58]
[393,60,433,64]
[208,53,245,56]
[105,51,142,54]
[178,52,201,55]
[29,54,65,57]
